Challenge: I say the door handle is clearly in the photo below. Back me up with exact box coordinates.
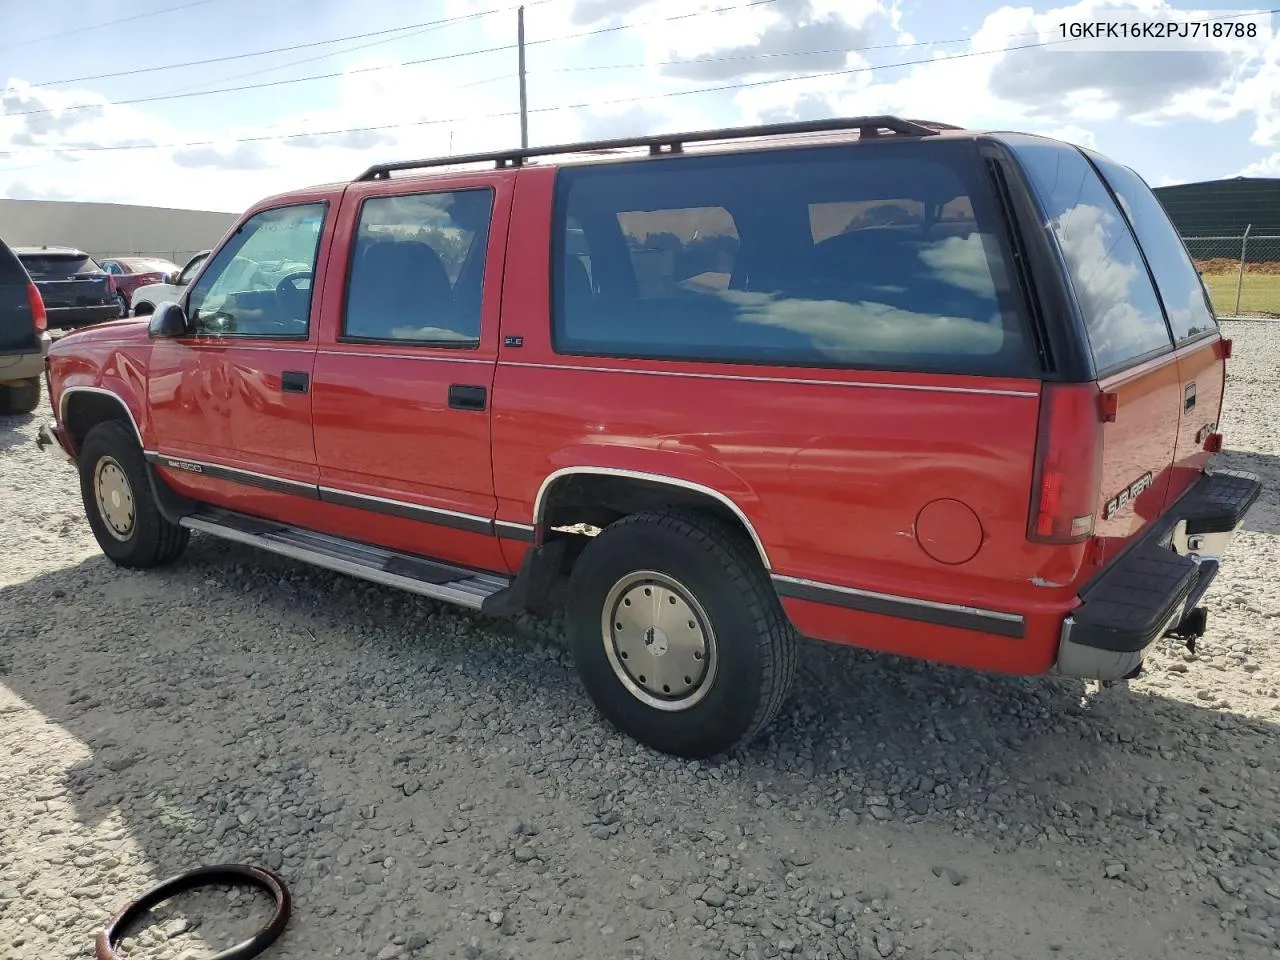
[1184,381,1196,411]
[448,384,487,411]
[281,370,310,394]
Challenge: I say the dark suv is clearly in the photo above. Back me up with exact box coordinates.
[0,235,49,415]
[14,246,120,329]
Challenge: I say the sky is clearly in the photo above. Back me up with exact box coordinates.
[0,0,1278,212]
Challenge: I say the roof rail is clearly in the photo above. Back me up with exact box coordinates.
[354,115,945,182]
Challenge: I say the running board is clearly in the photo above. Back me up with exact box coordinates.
[179,506,511,610]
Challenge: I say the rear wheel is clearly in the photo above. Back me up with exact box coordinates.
[0,378,40,415]
[565,510,797,758]
[78,420,189,567]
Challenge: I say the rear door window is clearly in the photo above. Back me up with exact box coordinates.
[342,188,494,345]
[1007,137,1173,374]
[551,141,1035,375]
[1086,153,1218,344]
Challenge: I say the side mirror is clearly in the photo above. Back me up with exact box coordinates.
[165,271,182,285]
[148,302,188,339]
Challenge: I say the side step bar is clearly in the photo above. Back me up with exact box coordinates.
[180,506,511,610]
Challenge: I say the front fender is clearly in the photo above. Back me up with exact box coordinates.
[51,354,152,455]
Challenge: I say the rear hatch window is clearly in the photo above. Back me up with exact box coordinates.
[1007,138,1175,375]
[1084,152,1219,344]
[19,253,103,278]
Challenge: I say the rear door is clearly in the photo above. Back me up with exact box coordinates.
[1008,137,1181,563]
[1086,154,1225,506]
[310,172,513,573]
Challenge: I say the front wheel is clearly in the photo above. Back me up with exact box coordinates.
[78,420,189,567]
[565,510,798,758]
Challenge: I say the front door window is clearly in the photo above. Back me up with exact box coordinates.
[186,203,327,338]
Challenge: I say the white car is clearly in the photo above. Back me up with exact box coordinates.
[129,249,210,316]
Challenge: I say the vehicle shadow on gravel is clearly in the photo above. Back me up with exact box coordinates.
[0,411,36,455]
[1219,447,1279,536]
[3,537,1279,956]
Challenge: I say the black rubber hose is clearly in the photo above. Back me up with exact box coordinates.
[95,863,291,960]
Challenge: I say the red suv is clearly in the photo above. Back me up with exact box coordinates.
[35,117,1261,758]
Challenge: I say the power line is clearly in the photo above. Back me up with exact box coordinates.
[156,14,505,97]
[0,35,1081,159]
[3,7,1273,162]
[5,0,782,119]
[28,0,555,89]
[542,32,1045,75]
[0,0,218,52]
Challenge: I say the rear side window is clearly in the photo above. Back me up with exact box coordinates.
[1009,138,1173,374]
[552,142,1034,374]
[19,254,102,278]
[343,189,493,345]
[1087,153,1218,344]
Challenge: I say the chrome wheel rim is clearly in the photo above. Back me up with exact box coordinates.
[601,570,717,712]
[94,457,135,540]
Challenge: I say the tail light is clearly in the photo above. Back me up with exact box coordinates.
[105,274,117,295]
[27,282,47,333]
[1027,383,1104,544]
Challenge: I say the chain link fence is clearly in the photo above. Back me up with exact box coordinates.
[1183,230,1280,319]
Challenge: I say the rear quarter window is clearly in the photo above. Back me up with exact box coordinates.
[1007,137,1173,374]
[551,141,1036,376]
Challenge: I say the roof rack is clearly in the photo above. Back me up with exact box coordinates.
[355,115,946,182]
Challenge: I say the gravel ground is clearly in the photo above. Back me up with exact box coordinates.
[2,324,1279,960]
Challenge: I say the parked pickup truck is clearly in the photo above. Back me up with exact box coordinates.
[35,116,1261,758]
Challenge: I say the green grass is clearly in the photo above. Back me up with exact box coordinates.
[1200,271,1280,318]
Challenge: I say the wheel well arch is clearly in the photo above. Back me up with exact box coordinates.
[533,468,771,571]
[132,301,154,316]
[61,387,144,455]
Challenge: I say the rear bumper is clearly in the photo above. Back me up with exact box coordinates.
[0,338,47,383]
[1056,470,1262,681]
[45,304,120,328]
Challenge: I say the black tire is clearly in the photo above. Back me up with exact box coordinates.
[565,509,797,758]
[0,378,40,415]
[78,420,189,568]
[133,301,153,317]
[117,293,129,317]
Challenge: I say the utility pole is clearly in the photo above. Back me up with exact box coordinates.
[517,5,529,149]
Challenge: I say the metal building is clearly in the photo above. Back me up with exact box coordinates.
[0,198,237,266]
[1153,176,1280,259]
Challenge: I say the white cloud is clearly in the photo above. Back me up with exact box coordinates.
[1238,153,1280,177]
[733,0,1277,145]
[2,0,1277,209]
